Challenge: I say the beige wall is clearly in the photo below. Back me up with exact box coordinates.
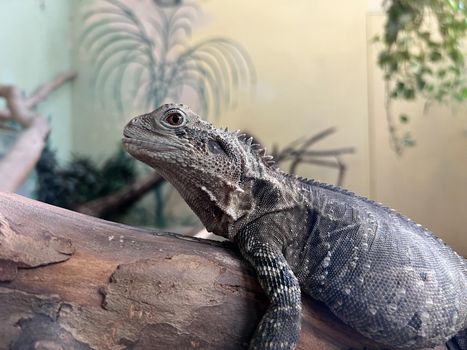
[193,0,371,196]
[73,0,371,193]
[71,1,466,255]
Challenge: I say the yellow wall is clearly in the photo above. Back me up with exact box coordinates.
[192,0,371,195]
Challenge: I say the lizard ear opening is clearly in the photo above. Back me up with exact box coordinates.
[208,139,228,156]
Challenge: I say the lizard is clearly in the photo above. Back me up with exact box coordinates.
[122,103,467,350]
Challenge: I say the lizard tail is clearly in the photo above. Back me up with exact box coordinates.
[447,329,467,350]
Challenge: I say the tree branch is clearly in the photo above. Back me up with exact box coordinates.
[0,71,76,192]
[0,115,50,192]
[0,85,33,127]
[25,70,77,109]
[0,193,447,350]
[75,172,164,217]
[273,129,354,184]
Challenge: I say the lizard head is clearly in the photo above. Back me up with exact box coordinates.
[122,103,276,238]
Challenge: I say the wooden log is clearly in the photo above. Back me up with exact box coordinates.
[0,193,446,350]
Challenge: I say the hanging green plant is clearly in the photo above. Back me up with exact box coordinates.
[375,0,466,154]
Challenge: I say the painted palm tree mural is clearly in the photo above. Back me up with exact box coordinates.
[80,0,256,227]
[80,0,256,118]
[78,0,353,229]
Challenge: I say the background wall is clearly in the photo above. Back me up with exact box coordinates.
[0,0,73,161]
[71,0,372,202]
[193,0,371,196]
[0,0,465,255]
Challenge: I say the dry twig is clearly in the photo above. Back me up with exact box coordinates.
[75,172,164,217]
[273,128,354,186]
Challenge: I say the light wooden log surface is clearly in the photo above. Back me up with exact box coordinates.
[0,193,446,350]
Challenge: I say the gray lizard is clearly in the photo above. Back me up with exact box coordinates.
[122,103,467,350]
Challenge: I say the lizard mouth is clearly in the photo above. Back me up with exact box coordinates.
[122,137,179,153]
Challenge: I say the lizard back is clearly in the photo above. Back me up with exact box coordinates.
[285,178,467,348]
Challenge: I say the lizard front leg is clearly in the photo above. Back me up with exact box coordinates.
[236,227,302,350]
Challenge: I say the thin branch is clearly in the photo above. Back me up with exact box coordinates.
[0,115,50,192]
[0,86,33,127]
[0,70,76,192]
[272,128,354,185]
[0,109,10,121]
[297,147,355,157]
[25,70,77,109]
[75,172,164,217]
[292,129,333,165]
[335,157,347,187]
[0,71,76,122]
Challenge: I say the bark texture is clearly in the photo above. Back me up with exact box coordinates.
[0,193,447,350]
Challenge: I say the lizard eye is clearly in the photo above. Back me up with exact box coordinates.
[161,109,186,128]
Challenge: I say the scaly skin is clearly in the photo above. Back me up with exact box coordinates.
[122,104,467,350]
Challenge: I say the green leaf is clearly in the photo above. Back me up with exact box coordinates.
[448,49,464,65]
[429,51,442,62]
[419,31,431,40]
[416,76,426,90]
[403,87,416,100]
[399,114,409,123]
[437,69,447,78]
[458,87,467,100]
